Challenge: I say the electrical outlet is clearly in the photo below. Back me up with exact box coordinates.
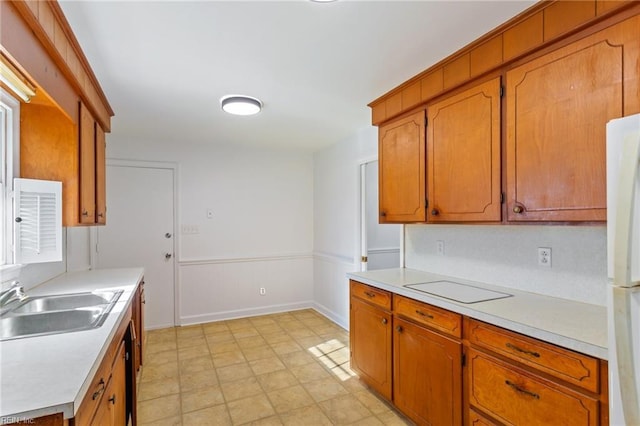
[259,287,266,296]
[538,247,552,268]
[436,240,445,256]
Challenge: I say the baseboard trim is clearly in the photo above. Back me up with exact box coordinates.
[313,302,349,331]
[179,301,315,325]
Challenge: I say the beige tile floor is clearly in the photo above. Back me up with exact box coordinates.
[137,309,413,425]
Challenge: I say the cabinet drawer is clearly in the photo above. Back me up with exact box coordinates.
[350,281,392,310]
[394,295,461,338]
[73,346,113,426]
[467,319,599,392]
[469,408,499,426]
[468,349,599,426]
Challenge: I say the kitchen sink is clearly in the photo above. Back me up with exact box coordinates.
[11,291,121,314]
[0,290,123,341]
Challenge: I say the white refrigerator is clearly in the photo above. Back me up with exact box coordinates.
[607,113,640,425]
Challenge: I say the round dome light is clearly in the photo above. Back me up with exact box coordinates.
[220,95,262,116]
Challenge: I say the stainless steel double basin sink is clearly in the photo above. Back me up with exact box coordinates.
[0,290,123,341]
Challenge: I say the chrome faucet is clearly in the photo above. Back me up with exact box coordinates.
[0,281,27,312]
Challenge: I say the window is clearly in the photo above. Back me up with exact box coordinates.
[1,88,20,266]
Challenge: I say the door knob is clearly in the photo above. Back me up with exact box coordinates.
[165,233,172,239]
[165,253,172,259]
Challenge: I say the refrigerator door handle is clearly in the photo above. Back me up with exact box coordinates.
[613,132,640,424]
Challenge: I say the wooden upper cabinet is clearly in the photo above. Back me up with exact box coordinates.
[427,77,502,222]
[79,101,96,224]
[21,101,107,226]
[379,110,426,223]
[506,17,639,221]
[78,101,108,225]
[96,125,107,224]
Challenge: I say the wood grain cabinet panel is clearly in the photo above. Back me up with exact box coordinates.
[378,110,426,223]
[393,317,462,426]
[427,77,502,222]
[350,280,392,310]
[469,409,499,426]
[95,125,106,224]
[470,36,503,76]
[503,12,543,61]
[468,319,599,393]
[543,1,596,41]
[394,295,461,338]
[349,292,392,400]
[79,101,96,224]
[505,19,640,221]
[443,54,470,89]
[468,349,599,426]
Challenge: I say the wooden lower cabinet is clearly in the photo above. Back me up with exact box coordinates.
[393,317,462,425]
[467,349,599,425]
[349,280,608,426]
[72,279,144,426]
[91,341,126,426]
[349,295,393,400]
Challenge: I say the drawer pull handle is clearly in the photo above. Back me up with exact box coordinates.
[92,378,105,400]
[506,343,540,358]
[364,291,376,298]
[381,318,388,325]
[108,394,116,404]
[505,380,540,399]
[415,310,434,319]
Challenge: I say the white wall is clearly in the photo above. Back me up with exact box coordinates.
[313,126,378,328]
[0,227,92,293]
[106,137,315,324]
[405,224,607,305]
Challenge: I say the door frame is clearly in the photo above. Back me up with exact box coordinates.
[355,157,405,271]
[90,158,180,326]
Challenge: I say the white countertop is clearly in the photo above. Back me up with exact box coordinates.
[0,268,144,420]
[347,268,608,360]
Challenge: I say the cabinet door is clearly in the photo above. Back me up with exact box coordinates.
[95,125,106,224]
[506,17,640,221]
[427,77,501,222]
[109,340,127,426]
[79,102,96,224]
[379,110,426,223]
[350,296,392,400]
[393,317,462,425]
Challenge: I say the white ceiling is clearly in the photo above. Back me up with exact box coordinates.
[59,0,537,152]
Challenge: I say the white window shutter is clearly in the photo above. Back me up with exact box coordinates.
[13,178,62,264]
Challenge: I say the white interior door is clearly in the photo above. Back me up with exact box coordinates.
[361,160,401,271]
[97,163,175,329]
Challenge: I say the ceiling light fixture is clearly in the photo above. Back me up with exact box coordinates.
[220,95,262,116]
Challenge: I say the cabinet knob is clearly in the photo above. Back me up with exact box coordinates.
[108,395,116,404]
[396,325,403,333]
[165,253,172,259]
[512,205,524,214]
[381,318,388,325]
[82,210,89,216]
[97,212,104,218]
[431,209,439,216]
[380,211,386,217]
